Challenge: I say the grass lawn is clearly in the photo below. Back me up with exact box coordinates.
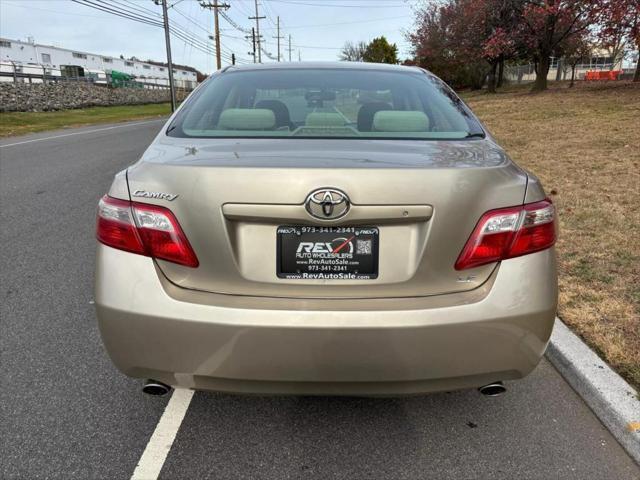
[0,103,172,137]
[462,81,640,389]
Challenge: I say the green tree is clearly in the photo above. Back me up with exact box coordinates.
[363,36,398,64]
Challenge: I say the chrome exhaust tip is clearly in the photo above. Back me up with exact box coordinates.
[142,379,171,396]
[478,382,506,397]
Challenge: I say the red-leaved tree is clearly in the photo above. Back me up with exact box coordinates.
[409,1,489,89]
[481,0,524,92]
[409,0,524,91]
[520,0,601,91]
[597,0,640,81]
[560,30,593,86]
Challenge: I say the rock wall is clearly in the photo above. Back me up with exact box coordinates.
[0,82,189,112]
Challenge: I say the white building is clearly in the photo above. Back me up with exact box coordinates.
[0,37,197,88]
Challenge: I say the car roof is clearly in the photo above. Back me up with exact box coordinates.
[223,61,424,74]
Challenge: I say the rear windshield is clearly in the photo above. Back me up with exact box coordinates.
[167,68,484,140]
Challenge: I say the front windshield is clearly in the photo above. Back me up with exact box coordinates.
[167,68,484,140]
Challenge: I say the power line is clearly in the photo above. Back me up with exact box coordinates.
[242,0,286,61]
[273,16,284,61]
[199,1,230,70]
[71,0,163,28]
[261,45,278,61]
[116,0,162,18]
[120,0,224,55]
[158,0,176,112]
[168,0,188,8]
[124,0,227,57]
[246,28,257,63]
[106,0,216,55]
[168,26,215,55]
[3,0,105,18]
[249,0,266,63]
[291,43,343,50]
[11,0,244,69]
[220,32,249,41]
[77,0,209,53]
[73,0,219,58]
[177,0,195,67]
[216,8,255,63]
[220,34,250,63]
[233,0,255,17]
[78,0,385,57]
[227,14,412,31]
[219,10,250,33]
[261,0,281,29]
[268,0,407,7]
[171,5,210,34]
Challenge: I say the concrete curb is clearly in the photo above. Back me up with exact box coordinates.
[546,317,640,465]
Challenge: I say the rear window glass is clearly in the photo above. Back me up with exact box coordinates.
[167,68,484,140]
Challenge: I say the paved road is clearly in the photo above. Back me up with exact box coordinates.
[1,121,638,480]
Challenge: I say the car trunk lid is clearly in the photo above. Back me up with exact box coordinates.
[126,137,527,299]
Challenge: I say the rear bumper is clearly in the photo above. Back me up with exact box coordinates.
[95,245,557,395]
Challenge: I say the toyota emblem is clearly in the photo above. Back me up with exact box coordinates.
[305,188,350,220]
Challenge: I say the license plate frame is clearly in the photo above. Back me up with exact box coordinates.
[276,226,379,280]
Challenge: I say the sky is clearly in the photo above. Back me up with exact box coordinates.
[0,0,420,74]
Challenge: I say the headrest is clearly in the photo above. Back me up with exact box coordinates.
[218,108,276,130]
[305,112,346,127]
[254,100,291,127]
[372,111,430,132]
[357,102,392,132]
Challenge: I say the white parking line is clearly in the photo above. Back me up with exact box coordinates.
[0,119,166,148]
[131,388,194,480]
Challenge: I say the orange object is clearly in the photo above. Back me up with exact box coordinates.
[585,70,621,81]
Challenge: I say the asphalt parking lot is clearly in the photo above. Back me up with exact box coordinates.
[1,120,638,480]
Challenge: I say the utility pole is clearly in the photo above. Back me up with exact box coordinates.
[246,27,257,63]
[287,34,293,62]
[273,16,284,62]
[249,0,265,63]
[231,53,236,65]
[156,0,176,112]
[200,1,230,70]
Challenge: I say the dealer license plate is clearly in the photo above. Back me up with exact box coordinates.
[277,226,379,280]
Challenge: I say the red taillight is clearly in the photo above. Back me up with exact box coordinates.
[455,199,556,270]
[96,195,199,268]
[96,196,145,255]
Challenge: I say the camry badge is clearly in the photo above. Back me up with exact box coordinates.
[305,188,350,220]
[132,190,179,201]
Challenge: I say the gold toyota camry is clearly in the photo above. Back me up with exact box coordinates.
[95,62,557,397]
